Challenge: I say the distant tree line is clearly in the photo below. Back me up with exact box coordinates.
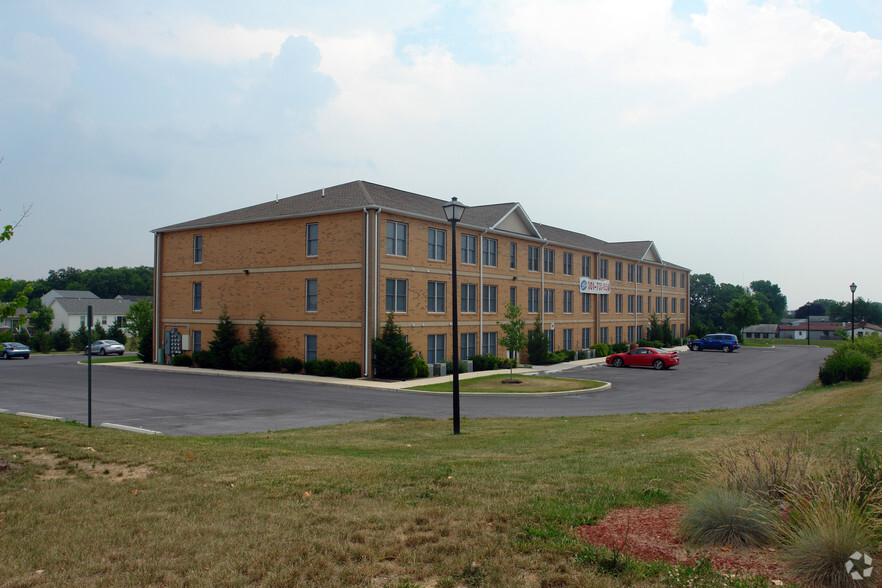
[690,275,787,336]
[794,298,882,325]
[1,266,154,310]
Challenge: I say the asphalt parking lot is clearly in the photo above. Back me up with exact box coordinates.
[0,345,830,436]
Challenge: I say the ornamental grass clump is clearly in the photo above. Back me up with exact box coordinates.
[680,487,778,548]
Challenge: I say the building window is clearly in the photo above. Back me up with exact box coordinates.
[581,255,591,277]
[510,286,517,306]
[427,334,446,364]
[599,259,609,279]
[563,290,573,314]
[681,298,686,314]
[462,234,477,264]
[528,246,540,272]
[101,315,107,325]
[581,292,591,313]
[664,270,669,287]
[600,327,608,344]
[562,328,573,351]
[628,295,635,314]
[599,294,609,314]
[681,272,686,288]
[664,297,670,314]
[543,289,555,313]
[637,325,643,341]
[427,281,445,313]
[656,268,662,286]
[306,334,317,362]
[482,238,497,267]
[637,265,643,284]
[615,261,623,281]
[563,252,573,276]
[482,285,497,313]
[544,329,555,352]
[637,295,643,314]
[647,267,652,285]
[527,288,540,313]
[543,248,555,273]
[509,242,517,269]
[671,271,677,288]
[194,235,203,263]
[306,223,318,257]
[428,228,445,261]
[627,326,635,343]
[461,283,477,313]
[80,316,86,326]
[386,221,408,256]
[193,282,202,311]
[615,326,623,343]
[482,331,497,356]
[627,263,635,282]
[581,327,591,348]
[385,279,407,313]
[461,333,476,359]
[193,330,202,352]
[306,278,318,312]
[615,294,623,314]
[656,296,662,314]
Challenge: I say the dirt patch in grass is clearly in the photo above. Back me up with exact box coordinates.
[576,503,798,584]
[9,446,152,483]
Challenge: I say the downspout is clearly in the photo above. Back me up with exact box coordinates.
[153,232,161,363]
[479,228,490,349]
[363,207,370,377]
[374,208,382,339]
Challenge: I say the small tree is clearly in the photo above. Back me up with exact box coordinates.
[92,321,107,341]
[372,313,416,379]
[526,315,549,365]
[107,321,127,346]
[73,324,90,350]
[498,301,527,381]
[29,304,54,333]
[234,314,276,372]
[209,307,240,370]
[125,299,153,363]
[51,325,72,352]
[646,313,664,343]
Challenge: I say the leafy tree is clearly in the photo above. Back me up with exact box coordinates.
[828,297,882,325]
[0,199,33,324]
[497,301,527,380]
[29,304,54,333]
[372,313,416,379]
[125,299,153,362]
[209,307,241,370]
[749,280,787,322]
[690,273,749,335]
[51,326,72,352]
[794,301,826,319]
[526,315,549,365]
[723,294,761,336]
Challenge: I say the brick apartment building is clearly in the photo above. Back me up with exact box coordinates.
[152,181,690,374]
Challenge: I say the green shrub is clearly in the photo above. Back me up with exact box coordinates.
[819,347,871,385]
[137,328,153,364]
[335,361,362,379]
[192,350,214,368]
[413,357,430,378]
[469,354,501,371]
[230,344,251,371]
[171,354,194,367]
[680,488,777,548]
[29,331,51,353]
[279,357,303,374]
[610,342,629,354]
[526,316,549,365]
[590,342,609,357]
[209,308,240,370]
[303,360,318,375]
[313,359,338,377]
[51,326,71,352]
[372,313,416,379]
[444,360,468,375]
[577,349,590,359]
[848,334,882,359]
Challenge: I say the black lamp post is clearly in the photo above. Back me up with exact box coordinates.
[443,197,466,435]
[850,282,857,341]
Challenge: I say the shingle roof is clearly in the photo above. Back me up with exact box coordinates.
[154,180,690,269]
[51,298,134,315]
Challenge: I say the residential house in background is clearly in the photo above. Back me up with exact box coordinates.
[41,289,99,308]
[48,296,134,333]
[152,181,691,373]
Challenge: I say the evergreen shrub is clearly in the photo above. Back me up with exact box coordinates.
[818,347,871,385]
[171,354,194,367]
[590,342,609,357]
[279,357,303,374]
[335,361,362,379]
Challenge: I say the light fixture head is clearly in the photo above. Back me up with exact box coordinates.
[850,282,857,294]
[442,197,466,223]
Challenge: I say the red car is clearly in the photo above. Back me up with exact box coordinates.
[605,347,679,370]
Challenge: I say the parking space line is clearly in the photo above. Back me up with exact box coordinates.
[100,423,163,435]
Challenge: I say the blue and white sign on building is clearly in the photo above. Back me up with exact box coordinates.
[579,277,611,294]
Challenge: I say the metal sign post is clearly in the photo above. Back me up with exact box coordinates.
[87,305,92,428]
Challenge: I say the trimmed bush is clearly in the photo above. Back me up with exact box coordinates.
[469,354,501,371]
[413,357,430,378]
[51,327,72,352]
[680,488,777,548]
[192,350,214,368]
[335,361,362,379]
[171,354,194,367]
[372,314,417,379]
[819,347,871,385]
[29,331,51,353]
[303,360,318,375]
[610,342,629,354]
[590,342,609,357]
[444,360,468,375]
[279,357,303,374]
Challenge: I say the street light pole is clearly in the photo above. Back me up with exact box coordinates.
[850,282,857,342]
[443,197,467,435]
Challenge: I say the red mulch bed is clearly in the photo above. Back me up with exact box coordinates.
[575,503,798,584]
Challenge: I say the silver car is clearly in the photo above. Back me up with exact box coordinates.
[86,340,126,356]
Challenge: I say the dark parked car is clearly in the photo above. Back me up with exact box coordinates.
[605,347,680,370]
[85,340,126,356]
[689,333,740,353]
[1,341,31,359]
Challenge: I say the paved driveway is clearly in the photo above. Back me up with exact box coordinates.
[0,346,830,436]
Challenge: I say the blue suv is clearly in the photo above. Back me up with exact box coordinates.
[689,333,740,353]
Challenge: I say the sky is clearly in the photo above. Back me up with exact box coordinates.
[1,0,881,309]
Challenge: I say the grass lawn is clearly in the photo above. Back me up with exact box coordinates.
[408,374,606,393]
[1,360,879,586]
[80,355,141,364]
[742,338,841,349]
